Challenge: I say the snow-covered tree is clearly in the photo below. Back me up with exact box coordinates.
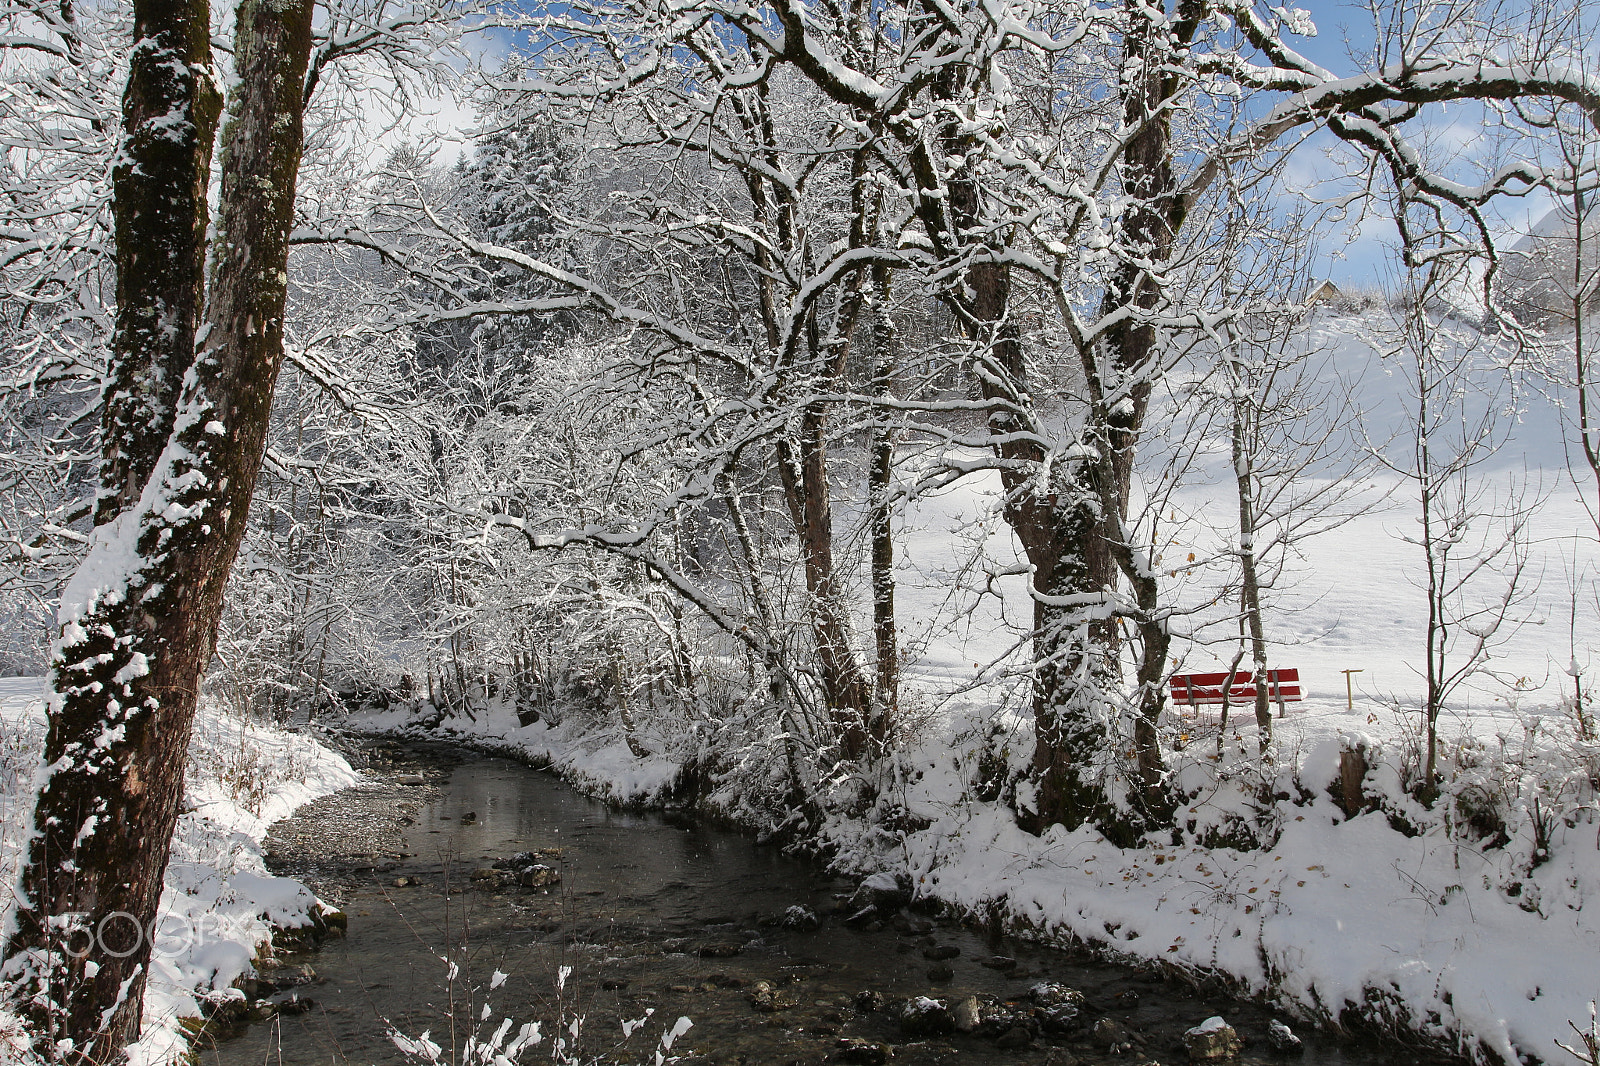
[416,0,1600,840]
[1377,256,1538,793]
[0,0,477,1056]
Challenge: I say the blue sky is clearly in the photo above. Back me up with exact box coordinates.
[1262,3,1559,290]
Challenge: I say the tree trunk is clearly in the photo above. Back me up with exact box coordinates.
[3,0,220,1052]
[1230,367,1274,750]
[4,0,315,1057]
[867,291,899,739]
[1079,0,1207,821]
[778,402,874,759]
[950,260,1127,833]
[97,0,222,527]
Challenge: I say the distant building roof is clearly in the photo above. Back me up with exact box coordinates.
[1306,280,1341,304]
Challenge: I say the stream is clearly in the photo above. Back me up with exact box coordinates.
[196,740,1432,1066]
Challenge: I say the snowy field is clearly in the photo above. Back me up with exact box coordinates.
[0,678,358,1066]
[895,466,1597,716]
[893,310,1599,718]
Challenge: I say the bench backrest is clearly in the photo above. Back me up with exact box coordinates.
[1169,668,1303,706]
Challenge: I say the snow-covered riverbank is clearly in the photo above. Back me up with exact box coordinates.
[0,677,359,1066]
[351,688,1600,1066]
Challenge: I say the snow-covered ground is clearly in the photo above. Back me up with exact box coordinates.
[843,695,1600,1065]
[0,677,359,1065]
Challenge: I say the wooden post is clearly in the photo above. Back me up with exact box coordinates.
[1342,668,1364,710]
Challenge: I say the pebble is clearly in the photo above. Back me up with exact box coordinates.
[1030,982,1086,1009]
[780,905,820,930]
[834,1038,890,1065]
[1183,1016,1242,1061]
[852,872,912,910]
[951,995,982,1032]
[1093,1017,1140,1053]
[898,995,955,1038]
[1267,1018,1303,1053]
[749,981,797,1012]
[892,914,935,935]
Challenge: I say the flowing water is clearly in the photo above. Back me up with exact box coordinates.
[199,742,1432,1066]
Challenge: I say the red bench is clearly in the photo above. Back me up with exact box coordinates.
[1169,668,1303,717]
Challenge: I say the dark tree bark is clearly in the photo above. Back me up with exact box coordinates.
[98,0,222,526]
[867,280,899,732]
[3,0,315,1058]
[919,75,1153,836]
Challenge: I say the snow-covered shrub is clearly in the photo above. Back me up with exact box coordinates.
[1168,733,1285,851]
[1557,1002,1600,1066]
[961,714,1021,805]
[1443,714,1600,877]
[1287,706,1600,907]
[186,706,313,817]
[0,707,45,895]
